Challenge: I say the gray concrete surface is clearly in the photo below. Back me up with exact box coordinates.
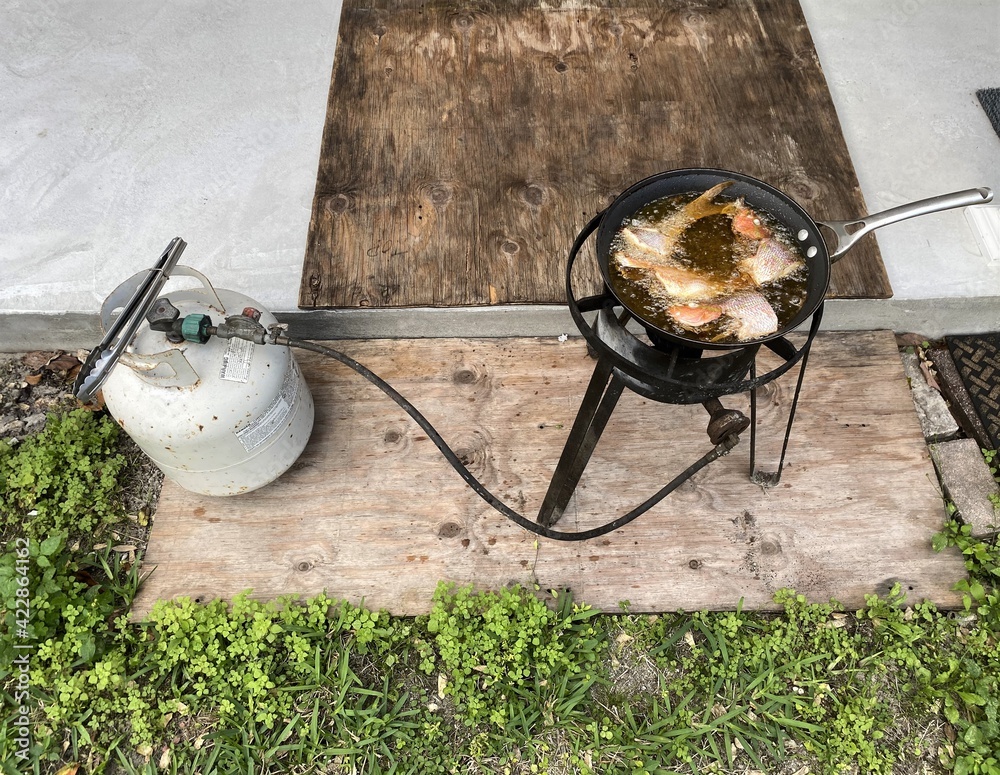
[1,0,998,349]
[929,439,1000,538]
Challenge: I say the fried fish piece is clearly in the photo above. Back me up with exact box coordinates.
[739,239,805,286]
[618,181,737,264]
[615,251,730,302]
[667,303,723,328]
[718,291,779,341]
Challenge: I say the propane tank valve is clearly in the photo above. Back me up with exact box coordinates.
[147,296,271,345]
[180,314,212,344]
[211,313,269,345]
[146,297,211,344]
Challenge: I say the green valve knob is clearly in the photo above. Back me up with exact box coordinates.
[180,314,212,344]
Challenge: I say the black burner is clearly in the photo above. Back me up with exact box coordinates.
[536,218,823,529]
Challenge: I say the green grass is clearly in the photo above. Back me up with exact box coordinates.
[1,411,999,775]
[2,551,998,774]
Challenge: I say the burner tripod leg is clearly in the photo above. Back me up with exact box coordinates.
[749,335,815,486]
[537,358,626,527]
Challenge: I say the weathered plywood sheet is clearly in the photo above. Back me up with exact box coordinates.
[300,0,892,310]
[133,332,960,617]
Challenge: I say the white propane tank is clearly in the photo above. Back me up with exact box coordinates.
[99,266,314,496]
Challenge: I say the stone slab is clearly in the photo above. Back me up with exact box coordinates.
[929,438,1000,538]
[900,351,959,442]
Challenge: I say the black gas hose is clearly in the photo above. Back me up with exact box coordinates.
[274,336,735,542]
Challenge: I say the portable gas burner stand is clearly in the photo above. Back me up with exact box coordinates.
[537,215,823,528]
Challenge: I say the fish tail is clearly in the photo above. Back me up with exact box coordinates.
[685,181,737,219]
[615,251,651,271]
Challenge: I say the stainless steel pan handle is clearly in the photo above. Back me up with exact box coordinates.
[820,187,993,263]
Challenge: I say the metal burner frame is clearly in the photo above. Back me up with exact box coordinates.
[536,215,824,528]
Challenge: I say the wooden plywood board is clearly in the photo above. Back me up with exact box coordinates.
[133,331,960,618]
[300,0,892,310]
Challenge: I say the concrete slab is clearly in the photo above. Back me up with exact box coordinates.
[0,0,342,316]
[800,0,1000,298]
[929,439,1000,538]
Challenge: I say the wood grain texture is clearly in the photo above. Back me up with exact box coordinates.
[133,331,958,618]
[300,0,892,310]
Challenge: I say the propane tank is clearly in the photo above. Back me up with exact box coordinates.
[96,262,314,496]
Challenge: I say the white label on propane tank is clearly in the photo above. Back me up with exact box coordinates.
[220,337,254,383]
[235,363,299,452]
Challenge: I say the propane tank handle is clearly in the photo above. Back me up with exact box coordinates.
[168,266,227,315]
[100,264,226,332]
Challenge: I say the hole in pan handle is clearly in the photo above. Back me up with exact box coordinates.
[819,187,993,263]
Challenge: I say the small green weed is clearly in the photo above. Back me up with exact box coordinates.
[931,520,1000,774]
[0,409,127,538]
[981,449,1000,515]
[425,583,603,727]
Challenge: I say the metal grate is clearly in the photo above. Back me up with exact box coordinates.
[946,333,1000,449]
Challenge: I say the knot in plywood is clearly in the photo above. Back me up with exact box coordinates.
[774,171,827,213]
[437,521,464,538]
[519,182,547,208]
[428,183,453,207]
[451,364,494,400]
[449,427,496,482]
[325,193,352,214]
[452,366,480,385]
[383,425,405,445]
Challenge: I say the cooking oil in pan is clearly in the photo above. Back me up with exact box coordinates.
[609,191,809,344]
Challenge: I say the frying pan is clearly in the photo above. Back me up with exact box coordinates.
[585,168,993,350]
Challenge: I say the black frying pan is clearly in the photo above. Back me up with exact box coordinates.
[591,168,993,350]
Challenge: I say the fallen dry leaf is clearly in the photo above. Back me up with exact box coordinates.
[46,354,81,373]
[22,351,57,370]
[437,673,447,699]
[112,544,137,553]
[918,356,941,392]
[24,373,42,386]
[54,764,79,775]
